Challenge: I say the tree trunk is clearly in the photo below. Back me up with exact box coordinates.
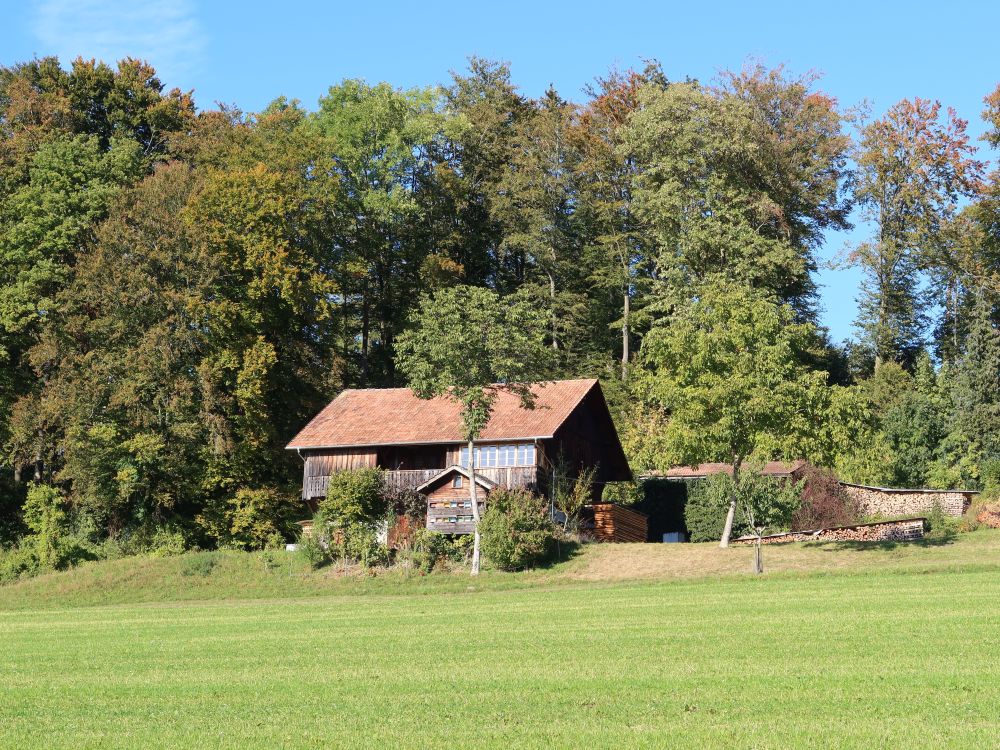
[548,271,558,351]
[621,289,630,380]
[467,438,481,576]
[361,289,370,386]
[719,458,741,548]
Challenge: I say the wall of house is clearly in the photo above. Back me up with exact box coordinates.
[377,445,448,471]
[842,484,975,518]
[302,449,376,477]
[425,477,488,534]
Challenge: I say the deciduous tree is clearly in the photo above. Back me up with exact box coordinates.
[396,285,553,573]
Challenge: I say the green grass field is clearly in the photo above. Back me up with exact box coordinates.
[3,534,1000,748]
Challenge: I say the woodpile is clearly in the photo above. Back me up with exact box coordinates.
[976,503,1000,529]
[587,503,649,543]
[733,518,925,545]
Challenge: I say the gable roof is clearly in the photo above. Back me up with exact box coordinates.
[414,465,497,493]
[287,379,601,450]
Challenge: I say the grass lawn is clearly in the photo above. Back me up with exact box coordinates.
[3,533,1000,748]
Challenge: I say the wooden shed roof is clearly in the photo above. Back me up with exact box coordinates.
[287,379,604,450]
[646,460,807,480]
[414,465,497,493]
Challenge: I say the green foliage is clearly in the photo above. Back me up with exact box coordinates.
[684,472,802,542]
[197,487,296,551]
[397,284,554,440]
[923,503,960,543]
[296,530,329,571]
[553,464,596,532]
[0,542,41,584]
[402,528,450,573]
[602,480,643,506]
[851,99,983,365]
[317,469,387,528]
[635,280,830,471]
[479,489,555,570]
[625,69,850,316]
[22,483,71,568]
[336,523,390,568]
[684,474,746,543]
[180,552,220,578]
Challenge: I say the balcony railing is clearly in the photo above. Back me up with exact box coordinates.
[303,466,540,500]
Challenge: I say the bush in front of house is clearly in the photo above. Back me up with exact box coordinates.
[479,489,555,571]
[310,469,393,569]
[317,468,387,527]
[791,465,861,530]
[397,528,450,573]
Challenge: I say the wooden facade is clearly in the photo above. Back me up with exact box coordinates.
[419,468,494,534]
[288,379,632,535]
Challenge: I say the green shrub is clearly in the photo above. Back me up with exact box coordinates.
[318,469,387,527]
[685,471,801,542]
[401,528,449,573]
[180,552,220,577]
[197,486,296,551]
[0,543,40,584]
[297,530,329,570]
[336,523,389,568]
[924,502,960,541]
[22,483,70,568]
[479,489,555,571]
[685,474,743,542]
[602,480,643,506]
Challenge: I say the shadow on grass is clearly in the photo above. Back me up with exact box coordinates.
[537,539,583,570]
[805,528,958,553]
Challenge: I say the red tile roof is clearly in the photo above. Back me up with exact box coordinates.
[647,461,807,480]
[287,379,600,449]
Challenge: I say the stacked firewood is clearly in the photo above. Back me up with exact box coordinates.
[588,503,649,543]
[733,519,925,545]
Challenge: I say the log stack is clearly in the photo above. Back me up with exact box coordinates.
[587,503,649,543]
[732,518,925,545]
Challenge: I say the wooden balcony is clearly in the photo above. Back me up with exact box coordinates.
[303,466,540,500]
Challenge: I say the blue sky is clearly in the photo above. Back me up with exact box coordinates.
[6,0,1000,343]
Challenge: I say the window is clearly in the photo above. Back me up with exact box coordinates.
[517,444,536,466]
[462,443,536,467]
[452,475,463,488]
[482,446,498,467]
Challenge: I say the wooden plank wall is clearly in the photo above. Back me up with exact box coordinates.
[303,449,376,477]
[589,503,649,543]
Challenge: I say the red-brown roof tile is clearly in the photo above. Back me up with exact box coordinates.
[287,379,600,449]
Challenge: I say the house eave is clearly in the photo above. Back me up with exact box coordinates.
[285,436,554,451]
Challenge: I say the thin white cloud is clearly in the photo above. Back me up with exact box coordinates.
[31,0,206,88]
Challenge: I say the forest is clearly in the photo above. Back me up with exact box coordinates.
[1,54,1000,555]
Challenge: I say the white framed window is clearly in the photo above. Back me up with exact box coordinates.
[519,444,536,466]
[462,443,536,467]
[452,475,463,488]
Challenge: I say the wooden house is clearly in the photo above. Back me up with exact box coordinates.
[286,378,632,534]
